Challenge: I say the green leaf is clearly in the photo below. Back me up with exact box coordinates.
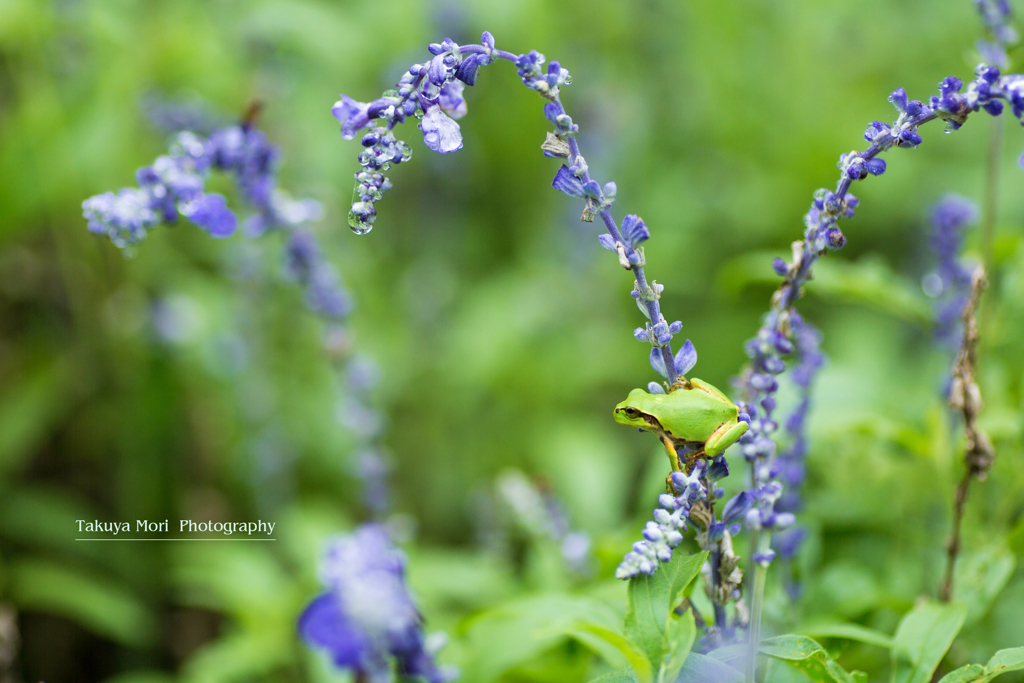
[950,546,1016,626]
[588,668,641,683]
[760,635,865,683]
[798,622,895,649]
[892,600,968,683]
[938,665,988,683]
[662,606,697,683]
[566,621,653,682]
[624,551,708,682]
[676,652,744,683]
[9,559,157,647]
[937,647,1024,683]
[462,594,627,682]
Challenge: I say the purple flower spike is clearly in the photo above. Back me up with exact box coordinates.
[674,339,697,376]
[419,106,463,154]
[182,193,236,238]
[332,95,372,140]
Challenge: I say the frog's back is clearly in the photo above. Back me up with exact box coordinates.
[659,377,738,442]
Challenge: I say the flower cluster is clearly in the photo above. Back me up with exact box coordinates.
[299,524,455,683]
[83,124,322,248]
[333,32,517,234]
[923,195,980,347]
[976,0,1018,67]
[616,462,708,580]
[496,469,592,574]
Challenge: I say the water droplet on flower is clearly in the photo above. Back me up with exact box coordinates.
[424,132,439,148]
[397,141,412,162]
[348,201,377,235]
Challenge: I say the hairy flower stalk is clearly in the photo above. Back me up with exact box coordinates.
[939,269,996,602]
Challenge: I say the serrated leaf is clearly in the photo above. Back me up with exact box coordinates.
[676,652,744,683]
[938,647,1024,683]
[892,601,967,683]
[624,551,708,681]
[798,622,895,649]
[760,635,864,683]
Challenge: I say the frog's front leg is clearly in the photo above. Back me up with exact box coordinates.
[659,434,683,471]
[704,420,750,458]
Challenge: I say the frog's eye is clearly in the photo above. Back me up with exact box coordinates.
[623,407,641,419]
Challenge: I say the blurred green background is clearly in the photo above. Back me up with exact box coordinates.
[1,0,1023,681]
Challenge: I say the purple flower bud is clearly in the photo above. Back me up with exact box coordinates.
[620,214,650,248]
[456,54,485,86]
[824,226,847,250]
[722,491,753,524]
[583,180,602,199]
[889,88,909,112]
[984,100,1005,116]
[634,327,648,342]
[648,382,666,395]
[772,258,787,276]
[598,234,617,252]
[864,158,886,175]
[481,31,495,49]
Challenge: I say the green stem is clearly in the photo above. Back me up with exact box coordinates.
[745,532,773,683]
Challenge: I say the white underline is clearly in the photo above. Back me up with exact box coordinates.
[75,538,276,541]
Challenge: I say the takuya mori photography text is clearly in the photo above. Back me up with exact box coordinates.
[75,519,277,538]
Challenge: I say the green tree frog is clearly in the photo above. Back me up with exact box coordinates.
[614,379,749,468]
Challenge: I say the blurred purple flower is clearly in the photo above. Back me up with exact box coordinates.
[299,525,455,682]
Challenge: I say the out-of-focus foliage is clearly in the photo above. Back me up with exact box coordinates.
[0,0,1022,682]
